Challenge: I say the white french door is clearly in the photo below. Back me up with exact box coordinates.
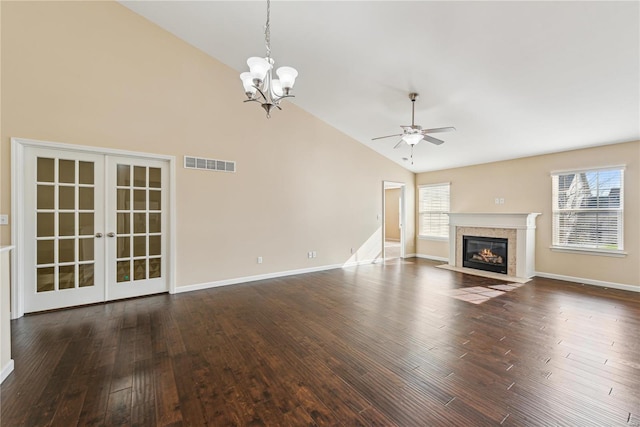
[106,156,168,300]
[23,146,169,313]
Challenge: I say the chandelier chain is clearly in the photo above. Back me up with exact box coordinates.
[264,0,271,59]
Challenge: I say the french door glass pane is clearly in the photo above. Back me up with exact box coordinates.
[59,160,75,183]
[37,185,54,209]
[79,213,94,236]
[79,264,94,287]
[37,267,55,292]
[79,238,94,261]
[37,240,54,265]
[149,258,161,278]
[149,168,161,188]
[37,158,55,182]
[59,265,75,289]
[79,187,94,210]
[59,186,75,209]
[117,165,130,186]
[117,213,130,234]
[59,239,75,263]
[117,260,131,282]
[79,161,94,185]
[134,166,146,187]
[37,213,55,237]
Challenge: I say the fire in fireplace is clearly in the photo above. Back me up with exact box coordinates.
[463,235,508,274]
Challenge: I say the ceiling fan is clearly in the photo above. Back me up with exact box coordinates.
[372,92,455,164]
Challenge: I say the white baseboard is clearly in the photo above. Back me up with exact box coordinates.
[414,254,449,262]
[174,259,385,294]
[535,271,639,293]
[1,359,14,383]
[175,263,345,294]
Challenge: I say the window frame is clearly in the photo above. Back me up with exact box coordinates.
[550,166,626,257]
[418,182,450,241]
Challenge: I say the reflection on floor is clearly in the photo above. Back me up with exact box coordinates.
[384,240,401,259]
[440,283,526,304]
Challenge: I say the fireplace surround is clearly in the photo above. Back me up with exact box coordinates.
[447,213,541,280]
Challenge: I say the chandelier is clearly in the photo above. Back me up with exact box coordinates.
[240,0,298,118]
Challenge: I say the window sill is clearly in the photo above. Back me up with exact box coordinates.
[549,246,627,258]
[419,235,449,242]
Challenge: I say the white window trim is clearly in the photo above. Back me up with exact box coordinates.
[551,166,625,257]
[418,182,450,240]
[549,245,627,258]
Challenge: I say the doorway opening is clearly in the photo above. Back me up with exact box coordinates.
[383,181,406,261]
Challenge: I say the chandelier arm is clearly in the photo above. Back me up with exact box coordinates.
[253,85,269,103]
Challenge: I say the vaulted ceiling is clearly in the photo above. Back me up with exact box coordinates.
[121,1,639,173]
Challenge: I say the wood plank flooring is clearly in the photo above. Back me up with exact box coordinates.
[2,259,639,426]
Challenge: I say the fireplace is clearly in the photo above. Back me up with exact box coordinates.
[463,235,508,274]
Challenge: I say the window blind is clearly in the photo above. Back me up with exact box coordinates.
[418,183,450,239]
[552,168,624,250]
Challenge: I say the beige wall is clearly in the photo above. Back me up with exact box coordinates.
[417,141,640,288]
[384,188,401,241]
[1,1,415,289]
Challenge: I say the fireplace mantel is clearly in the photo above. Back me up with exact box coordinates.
[447,213,541,279]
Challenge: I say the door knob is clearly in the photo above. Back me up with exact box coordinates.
[107,232,116,237]
[95,233,103,238]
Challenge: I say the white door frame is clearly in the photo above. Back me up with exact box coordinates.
[11,137,177,319]
[382,181,406,260]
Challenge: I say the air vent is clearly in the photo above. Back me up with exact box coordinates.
[184,156,236,173]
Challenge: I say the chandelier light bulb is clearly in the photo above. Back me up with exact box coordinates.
[246,57,271,83]
[240,72,257,96]
[276,66,298,91]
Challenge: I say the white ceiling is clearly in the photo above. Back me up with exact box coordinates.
[120,1,639,173]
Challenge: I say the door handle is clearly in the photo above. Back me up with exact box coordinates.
[95,233,103,238]
[107,232,116,237]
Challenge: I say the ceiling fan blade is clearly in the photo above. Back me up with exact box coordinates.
[393,139,405,149]
[423,127,456,134]
[424,135,445,145]
[372,133,403,141]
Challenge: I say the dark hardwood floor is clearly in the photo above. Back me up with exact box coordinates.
[2,259,639,426]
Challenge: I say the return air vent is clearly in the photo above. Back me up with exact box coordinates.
[184,156,236,173]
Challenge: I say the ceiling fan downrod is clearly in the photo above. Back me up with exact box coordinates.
[409,92,418,128]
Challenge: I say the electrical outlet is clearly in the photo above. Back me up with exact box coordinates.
[0,215,7,225]
[257,256,263,264]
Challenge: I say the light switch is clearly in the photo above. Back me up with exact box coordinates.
[0,215,8,225]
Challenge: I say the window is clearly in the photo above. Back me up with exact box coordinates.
[552,167,624,253]
[418,183,450,239]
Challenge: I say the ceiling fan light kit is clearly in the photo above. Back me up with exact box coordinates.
[373,92,455,165]
[240,0,298,118]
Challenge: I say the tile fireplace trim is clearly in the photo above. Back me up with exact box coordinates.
[447,213,541,279]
